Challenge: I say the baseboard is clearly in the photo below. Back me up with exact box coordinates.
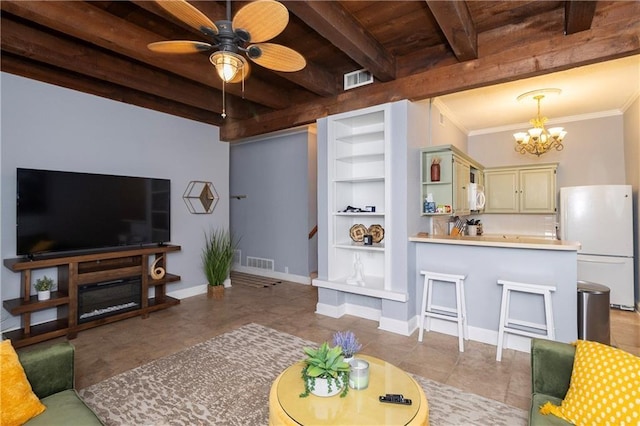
[315,303,346,318]
[378,316,417,337]
[313,303,536,353]
[232,266,311,285]
[315,302,380,321]
[168,284,206,300]
[414,316,532,353]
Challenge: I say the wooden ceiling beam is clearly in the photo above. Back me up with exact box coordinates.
[2,53,223,126]
[273,63,342,97]
[396,44,458,78]
[564,1,597,35]
[0,0,290,110]
[0,16,258,120]
[283,0,396,82]
[425,1,478,61]
[221,11,639,141]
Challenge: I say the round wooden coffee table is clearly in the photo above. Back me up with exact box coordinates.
[269,354,429,425]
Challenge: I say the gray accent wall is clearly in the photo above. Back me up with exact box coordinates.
[1,72,229,331]
[229,129,317,277]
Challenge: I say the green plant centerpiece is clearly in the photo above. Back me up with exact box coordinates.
[202,228,238,298]
[34,276,55,292]
[300,342,350,398]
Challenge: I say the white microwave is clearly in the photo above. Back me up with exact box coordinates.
[469,183,486,210]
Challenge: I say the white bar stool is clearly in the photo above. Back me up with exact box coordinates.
[496,279,556,362]
[418,271,468,352]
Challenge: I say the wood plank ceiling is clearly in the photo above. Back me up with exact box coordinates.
[1,1,638,142]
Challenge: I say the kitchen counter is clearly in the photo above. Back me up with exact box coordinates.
[410,234,579,352]
[409,234,581,251]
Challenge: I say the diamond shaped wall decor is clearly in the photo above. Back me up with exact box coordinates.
[183,181,219,214]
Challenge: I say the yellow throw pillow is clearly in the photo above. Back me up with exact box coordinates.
[540,340,640,425]
[0,340,46,426]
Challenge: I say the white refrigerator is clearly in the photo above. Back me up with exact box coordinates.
[560,185,635,310]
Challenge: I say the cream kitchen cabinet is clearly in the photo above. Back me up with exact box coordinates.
[454,158,471,213]
[421,145,483,216]
[484,163,557,214]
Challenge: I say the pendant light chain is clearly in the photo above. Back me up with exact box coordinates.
[221,80,226,119]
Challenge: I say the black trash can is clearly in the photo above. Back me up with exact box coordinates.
[577,281,611,345]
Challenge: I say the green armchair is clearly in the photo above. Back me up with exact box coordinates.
[530,338,575,426]
[18,342,103,425]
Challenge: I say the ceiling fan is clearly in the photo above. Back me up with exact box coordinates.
[147,0,306,85]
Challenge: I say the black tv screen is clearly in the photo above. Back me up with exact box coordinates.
[17,168,171,256]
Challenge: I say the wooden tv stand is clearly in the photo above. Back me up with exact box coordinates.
[3,245,181,348]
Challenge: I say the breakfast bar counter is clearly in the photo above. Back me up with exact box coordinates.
[410,234,581,352]
[409,234,581,251]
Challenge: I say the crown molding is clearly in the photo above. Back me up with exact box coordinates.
[467,109,623,137]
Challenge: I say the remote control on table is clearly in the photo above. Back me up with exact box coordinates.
[379,394,412,405]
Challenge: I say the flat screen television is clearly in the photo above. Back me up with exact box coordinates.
[16,168,171,257]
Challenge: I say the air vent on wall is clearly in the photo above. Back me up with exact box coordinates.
[344,69,373,90]
[246,256,275,271]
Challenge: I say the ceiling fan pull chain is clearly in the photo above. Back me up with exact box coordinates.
[221,80,227,119]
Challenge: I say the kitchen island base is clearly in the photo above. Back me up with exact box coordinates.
[411,235,580,353]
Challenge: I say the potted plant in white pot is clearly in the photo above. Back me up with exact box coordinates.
[300,342,350,398]
[202,228,238,299]
[34,276,55,301]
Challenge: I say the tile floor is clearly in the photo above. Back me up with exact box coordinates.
[26,273,640,412]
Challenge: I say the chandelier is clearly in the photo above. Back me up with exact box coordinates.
[513,89,567,157]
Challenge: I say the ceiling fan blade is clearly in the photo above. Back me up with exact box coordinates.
[233,0,289,43]
[154,0,218,37]
[147,40,213,54]
[228,61,251,84]
[247,43,306,72]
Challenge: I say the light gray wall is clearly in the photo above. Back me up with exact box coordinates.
[1,73,228,330]
[229,130,314,277]
[623,95,640,308]
[465,114,627,237]
[429,100,468,151]
[468,115,626,186]
[307,128,318,274]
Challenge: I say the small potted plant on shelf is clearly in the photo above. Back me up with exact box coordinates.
[300,342,350,398]
[332,330,362,362]
[34,276,55,301]
[202,228,238,299]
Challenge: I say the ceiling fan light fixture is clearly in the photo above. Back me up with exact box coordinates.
[209,51,247,83]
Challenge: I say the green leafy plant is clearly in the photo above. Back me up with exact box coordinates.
[299,342,350,398]
[202,228,239,287]
[34,276,55,291]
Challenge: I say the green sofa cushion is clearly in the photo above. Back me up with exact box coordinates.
[19,342,74,399]
[530,393,572,426]
[26,389,102,426]
[531,339,575,399]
